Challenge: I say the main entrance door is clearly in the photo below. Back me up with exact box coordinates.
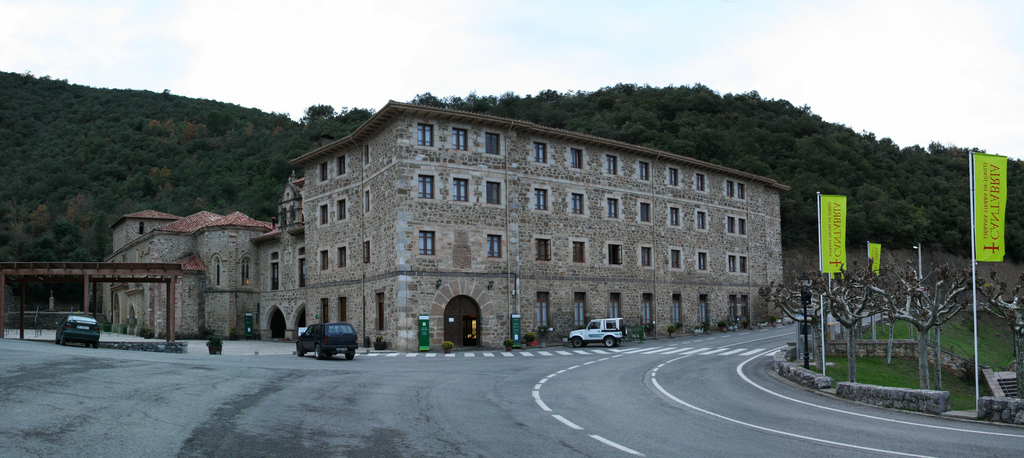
[443,295,480,347]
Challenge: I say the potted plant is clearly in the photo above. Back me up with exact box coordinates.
[769,315,778,326]
[207,334,223,355]
[373,335,386,350]
[717,320,727,332]
[742,319,750,329]
[666,325,677,337]
[503,339,514,351]
[442,340,454,354]
[228,327,238,340]
[523,332,536,346]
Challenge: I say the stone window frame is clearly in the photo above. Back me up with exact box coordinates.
[641,292,654,325]
[271,261,279,290]
[694,172,707,192]
[534,236,552,262]
[671,293,682,324]
[213,255,222,286]
[696,250,709,272]
[729,253,748,274]
[319,203,328,225]
[320,249,329,270]
[606,241,624,266]
[568,147,585,170]
[363,240,370,264]
[724,178,747,200]
[727,254,738,273]
[485,132,501,155]
[337,246,347,268]
[417,123,434,147]
[337,199,347,221]
[637,200,652,224]
[668,206,680,227]
[485,180,502,205]
[452,127,468,151]
[533,141,548,164]
[337,155,346,176]
[668,247,683,270]
[638,245,653,268]
[570,238,587,264]
[605,154,620,176]
[533,186,551,212]
[694,208,708,232]
[419,230,436,256]
[667,167,679,187]
[319,162,328,182]
[536,292,550,327]
[573,291,588,327]
[418,175,435,199]
[364,189,371,212]
[566,188,587,217]
[725,213,747,237]
[638,160,650,181]
[604,192,622,219]
[452,176,470,203]
[608,292,621,319]
[698,293,709,323]
[486,233,503,259]
[241,256,252,286]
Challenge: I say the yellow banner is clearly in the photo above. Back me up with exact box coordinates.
[868,242,881,273]
[975,153,1008,262]
[820,195,847,273]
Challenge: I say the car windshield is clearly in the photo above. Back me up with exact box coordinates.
[327,324,354,334]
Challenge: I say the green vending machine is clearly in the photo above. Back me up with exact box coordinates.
[510,314,521,349]
[418,315,430,351]
[245,313,253,338]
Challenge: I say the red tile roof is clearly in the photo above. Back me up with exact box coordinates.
[211,212,274,231]
[176,254,206,272]
[109,210,181,229]
[252,227,281,242]
[160,211,223,233]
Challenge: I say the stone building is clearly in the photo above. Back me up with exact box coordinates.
[103,101,787,349]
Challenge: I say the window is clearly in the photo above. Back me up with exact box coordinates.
[534,189,548,210]
[696,211,706,230]
[668,167,678,186]
[320,204,328,225]
[571,193,584,214]
[339,297,347,321]
[338,246,347,268]
[726,180,735,198]
[607,198,619,218]
[452,128,467,150]
[740,295,749,320]
[606,155,618,175]
[574,292,587,327]
[737,182,746,199]
[535,238,551,261]
[536,292,549,327]
[639,202,650,222]
[319,162,328,181]
[669,207,679,226]
[695,173,706,191]
[365,190,370,211]
[320,250,329,270]
[638,161,649,180]
[363,144,370,165]
[417,124,433,146]
[671,249,681,269]
[572,241,585,263]
[363,240,370,264]
[241,259,250,286]
[419,231,435,255]
[641,293,653,325]
[453,178,468,202]
[697,252,708,271]
[672,294,682,324]
[377,293,385,331]
[486,181,501,204]
[641,247,652,266]
[699,294,709,323]
[728,216,736,234]
[738,218,746,235]
[533,142,547,163]
[728,255,737,272]
[608,244,622,265]
[418,175,434,199]
[740,256,747,273]
[337,155,346,176]
[271,262,279,290]
[337,199,346,220]
[487,235,502,258]
[138,222,144,234]
[321,298,329,323]
[570,148,582,168]
[215,259,221,286]
[298,258,306,287]
[729,295,738,321]
[609,293,621,318]
[485,133,500,154]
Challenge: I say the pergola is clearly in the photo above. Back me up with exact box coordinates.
[0,262,184,342]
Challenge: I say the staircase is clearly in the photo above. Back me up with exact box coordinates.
[982,367,1019,397]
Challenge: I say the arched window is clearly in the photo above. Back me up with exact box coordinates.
[215,257,221,286]
[241,258,251,286]
[138,222,144,234]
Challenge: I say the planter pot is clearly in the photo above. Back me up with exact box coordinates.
[505,346,513,351]
[208,346,222,355]
[719,327,727,332]
[373,341,386,350]
[444,348,452,354]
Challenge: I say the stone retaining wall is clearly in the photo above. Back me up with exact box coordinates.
[826,339,971,377]
[99,341,188,353]
[977,397,1024,424]
[772,351,833,389]
[836,382,949,414]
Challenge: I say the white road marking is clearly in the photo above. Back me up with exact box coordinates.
[425,353,436,357]
[641,347,679,354]
[661,347,693,355]
[739,348,766,356]
[552,414,583,430]
[501,352,513,357]
[521,351,534,357]
[532,390,550,411]
[681,347,711,355]
[556,350,572,356]
[699,348,728,355]
[483,352,494,357]
[464,353,475,357]
[538,351,553,356]
[719,348,747,355]
[590,435,645,456]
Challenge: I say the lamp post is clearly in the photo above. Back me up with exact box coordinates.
[912,243,922,281]
[800,273,812,370]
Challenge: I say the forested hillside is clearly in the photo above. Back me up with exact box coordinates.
[1,71,1021,265]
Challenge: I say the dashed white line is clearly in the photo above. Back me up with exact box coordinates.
[552,415,583,430]
[590,435,645,456]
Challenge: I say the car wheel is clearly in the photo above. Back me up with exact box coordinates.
[345,352,355,360]
[60,335,67,346]
[296,342,305,357]
[314,344,324,360]
[571,337,584,348]
[603,336,615,347]
[92,342,99,349]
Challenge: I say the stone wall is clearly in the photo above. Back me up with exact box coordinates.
[772,351,833,389]
[826,339,971,377]
[99,341,188,353]
[977,396,1024,424]
[836,382,950,414]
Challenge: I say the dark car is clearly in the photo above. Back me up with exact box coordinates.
[296,322,358,360]
[56,315,100,348]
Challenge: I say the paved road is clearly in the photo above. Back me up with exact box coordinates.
[2,327,1022,457]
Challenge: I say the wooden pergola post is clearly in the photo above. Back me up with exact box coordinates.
[0,274,5,338]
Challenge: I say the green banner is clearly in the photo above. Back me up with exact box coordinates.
[974,153,1007,262]
[867,242,881,274]
[418,315,430,351]
[820,194,847,273]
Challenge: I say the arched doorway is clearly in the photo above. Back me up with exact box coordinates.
[270,309,286,338]
[444,295,480,347]
[296,307,306,328]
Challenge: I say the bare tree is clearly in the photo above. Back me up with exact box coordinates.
[871,263,970,389]
[760,272,827,371]
[976,271,1024,398]
[822,263,883,383]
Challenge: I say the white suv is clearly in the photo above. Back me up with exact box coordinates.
[568,318,625,347]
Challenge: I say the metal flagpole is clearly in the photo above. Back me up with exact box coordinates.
[817,192,826,376]
[969,153,980,408]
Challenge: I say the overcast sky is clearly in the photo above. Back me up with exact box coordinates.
[2,0,1023,159]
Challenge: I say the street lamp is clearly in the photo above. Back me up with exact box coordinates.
[912,243,922,281]
[800,273,812,370]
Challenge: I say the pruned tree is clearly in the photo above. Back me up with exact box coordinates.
[759,272,827,371]
[822,262,884,383]
[976,271,1024,398]
[871,263,970,389]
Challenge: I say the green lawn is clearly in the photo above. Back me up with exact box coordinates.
[872,313,1015,369]
[821,356,987,411]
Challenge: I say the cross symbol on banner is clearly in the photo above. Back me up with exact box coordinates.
[984,244,1000,254]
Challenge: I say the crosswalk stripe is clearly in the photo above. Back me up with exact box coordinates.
[642,347,679,354]
[682,347,710,355]
[444,353,454,357]
[700,348,728,355]
[622,346,663,354]
[365,345,777,358]
[483,352,495,357]
[538,351,553,356]
[720,348,747,355]
[740,348,767,356]
[425,353,437,357]
[590,349,610,354]
[501,352,514,357]
[662,347,693,355]
[573,350,589,355]
[521,351,534,357]
[406,353,418,357]
[386,353,399,357]
[556,350,572,356]
[465,353,475,357]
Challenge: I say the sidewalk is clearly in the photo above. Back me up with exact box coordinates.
[4,328,297,356]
